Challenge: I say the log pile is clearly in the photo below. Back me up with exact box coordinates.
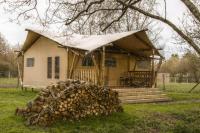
[15,80,123,126]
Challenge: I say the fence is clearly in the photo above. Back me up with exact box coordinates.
[157,73,198,84]
[0,71,19,88]
[169,76,197,83]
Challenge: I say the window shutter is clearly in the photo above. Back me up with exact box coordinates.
[47,57,52,78]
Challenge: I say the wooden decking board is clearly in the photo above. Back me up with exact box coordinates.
[119,94,167,100]
[113,88,159,92]
[114,88,170,103]
[121,98,171,104]
[118,91,164,96]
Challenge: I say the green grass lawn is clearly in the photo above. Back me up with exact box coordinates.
[158,83,200,101]
[0,78,18,84]
[0,78,18,87]
[0,85,200,133]
[158,82,200,93]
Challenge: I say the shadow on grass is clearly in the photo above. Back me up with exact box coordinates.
[1,88,200,133]
[19,108,200,133]
[18,112,136,133]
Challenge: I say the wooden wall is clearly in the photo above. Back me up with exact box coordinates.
[71,49,151,86]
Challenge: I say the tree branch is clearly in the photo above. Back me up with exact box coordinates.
[181,0,200,22]
[117,0,200,55]
[65,0,105,25]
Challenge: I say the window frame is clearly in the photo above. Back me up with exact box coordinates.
[26,58,34,67]
[82,55,94,67]
[105,57,117,67]
[136,59,150,69]
[55,56,60,79]
[47,57,52,79]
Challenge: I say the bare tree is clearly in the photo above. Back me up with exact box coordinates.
[0,33,8,55]
[1,0,200,54]
[181,0,200,22]
[173,0,200,51]
[0,33,17,73]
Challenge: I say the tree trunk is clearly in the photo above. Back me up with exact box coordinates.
[117,0,200,55]
[181,0,200,22]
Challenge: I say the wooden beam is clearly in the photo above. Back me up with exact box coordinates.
[135,34,151,49]
[92,54,100,85]
[134,34,164,58]
[69,53,77,78]
[17,58,22,89]
[112,44,151,60]
[151,49,155,88]
[58,45,85,57]
[70,49,85,57]
[66,48,69,79]
[189,82,200,93]
[153,58,163,88]
[23,36,40,54]
[133,59,137,71]
[102,46,106,86]
[128,54,130,71]
[21,52,24,90]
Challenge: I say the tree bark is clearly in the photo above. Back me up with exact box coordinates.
[117,0,200,55]
[181,0,200,22]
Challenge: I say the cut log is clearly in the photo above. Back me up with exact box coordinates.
[16,79,123,126]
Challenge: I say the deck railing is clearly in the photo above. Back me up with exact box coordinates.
[119,71,153,87]
[72,68,97,84]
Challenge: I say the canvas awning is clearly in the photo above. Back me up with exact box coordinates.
[20,28,163,58]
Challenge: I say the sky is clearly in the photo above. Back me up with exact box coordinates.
[0,0,188,58]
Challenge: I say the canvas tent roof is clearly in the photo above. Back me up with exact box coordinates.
[21,28,163,58]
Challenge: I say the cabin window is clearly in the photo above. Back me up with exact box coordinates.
[105,57,116,67]
[47,57,52,79]
[55,56,60,79]
[137,60,150,69]
[26,58,34,67]
[82,56,94,66]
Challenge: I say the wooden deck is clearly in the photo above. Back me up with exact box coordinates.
[112,87,171,104]
[119,71,153,87]
[72,69,97,84]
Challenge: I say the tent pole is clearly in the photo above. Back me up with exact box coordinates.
[92,54,100,85]
[154,58,163,88]
[21,52,24,91]
[151,49,155,88]
[102,46,106,86]
[69,53,77,79]
[66,48,69,79]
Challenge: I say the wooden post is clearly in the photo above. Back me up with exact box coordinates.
[133,59,137,71]
[102,46,106,86]
[153,58,163,88]
[17,75,19,88]
[8,71,11,78]
[17,59,22,88]
[92,54,100,85]
[128,54,130,71]
[189,82,200,93]
[162,73,166,90]
[21,52,24,91]
[69,53,77,78]
[66,48,69,79]
[151,49,155,88]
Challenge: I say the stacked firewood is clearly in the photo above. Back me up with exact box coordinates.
[15,80,123,126]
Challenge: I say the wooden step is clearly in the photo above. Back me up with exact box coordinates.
[113,88,159,92]
[116,89,162,92]
[112,88,170,103]
[121,97,171,104]
[119,94,167,100]
[118,91,164,96]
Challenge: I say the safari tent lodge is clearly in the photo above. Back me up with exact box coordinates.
[18,29,163,89]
